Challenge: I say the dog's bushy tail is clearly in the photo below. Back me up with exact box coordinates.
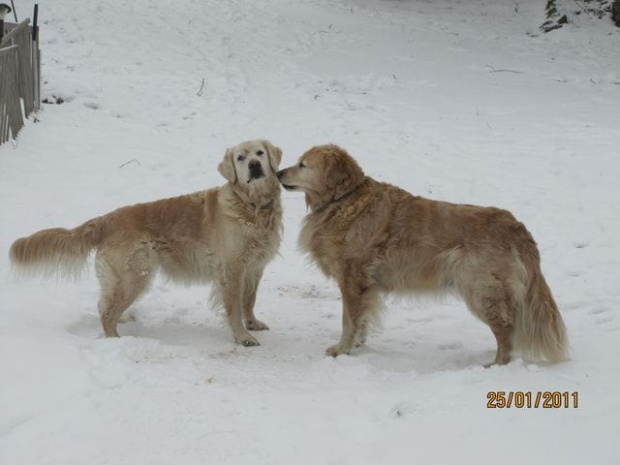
[9,217,105,278]
[512,237,569,363]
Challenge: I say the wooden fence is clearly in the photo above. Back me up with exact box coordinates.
[0,19,40,145]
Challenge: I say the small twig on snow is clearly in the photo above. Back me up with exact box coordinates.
[119,159,141,169]
[486,64,524,74]
[196,78,205,97]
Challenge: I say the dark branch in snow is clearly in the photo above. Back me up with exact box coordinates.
[196,78,205,97]
[119,159,141,169]
[486,65,524,74]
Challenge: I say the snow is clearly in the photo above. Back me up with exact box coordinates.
[1,0,619,463]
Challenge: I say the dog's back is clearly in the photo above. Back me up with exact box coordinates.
[9,189,215,278]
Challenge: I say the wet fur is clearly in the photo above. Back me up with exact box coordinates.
[10,140,283,346]
[278,145,568,365]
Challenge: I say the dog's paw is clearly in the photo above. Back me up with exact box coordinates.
[237,334,260,347]
[246,319,269,331]
[325,344,350,357]
[484,357,510,369]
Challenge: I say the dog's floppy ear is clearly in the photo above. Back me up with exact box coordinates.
[261,140,282,173]
[218,149,237,183]
[325,147,365,201]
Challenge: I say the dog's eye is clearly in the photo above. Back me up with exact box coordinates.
[237,155,245,162]
[256,150,264,156]
[299,162,306,169]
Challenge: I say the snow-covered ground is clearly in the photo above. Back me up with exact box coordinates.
[1,0,619,463]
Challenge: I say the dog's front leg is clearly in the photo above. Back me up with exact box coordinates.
[326,273,380,357]
[221,265,260,347]
[326,283,363,357]
[243,268,269,331]
[325,306,356,357]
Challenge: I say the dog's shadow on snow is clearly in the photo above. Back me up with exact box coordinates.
[66,314,499,372]
[353,341,496,373]
[65,313,230,348]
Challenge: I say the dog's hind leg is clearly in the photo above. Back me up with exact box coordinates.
[96,247,154,337]
[354,318,369,347]
[458,271,516,367]
[486,319,514,367]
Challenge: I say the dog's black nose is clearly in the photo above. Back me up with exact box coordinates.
[248,159,264,180]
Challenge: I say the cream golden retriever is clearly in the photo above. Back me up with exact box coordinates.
[278,144,568,366]
[10,139,283,347]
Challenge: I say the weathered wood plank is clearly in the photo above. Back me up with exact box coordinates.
[0,17,40,145]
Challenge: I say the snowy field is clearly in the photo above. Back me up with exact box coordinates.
[1,0,619,463]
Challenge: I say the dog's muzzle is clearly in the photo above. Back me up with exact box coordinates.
[248,160,265,181]
[277,170,296,191]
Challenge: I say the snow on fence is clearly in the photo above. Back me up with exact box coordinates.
[0,19,40,145]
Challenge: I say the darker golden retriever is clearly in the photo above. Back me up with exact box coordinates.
[10,140,283,347]
[278,144,567,366]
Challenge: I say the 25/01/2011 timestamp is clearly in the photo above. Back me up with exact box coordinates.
[487,391,579,409]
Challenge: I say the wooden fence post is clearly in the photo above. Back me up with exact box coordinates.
[0,17,40,145]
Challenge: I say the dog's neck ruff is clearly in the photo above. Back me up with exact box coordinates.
[312,177,368,214]
[257,198,277,210]
[230,181,280,211]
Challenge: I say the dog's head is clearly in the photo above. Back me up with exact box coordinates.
[219,140,283,189]
[277,145,365,211]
